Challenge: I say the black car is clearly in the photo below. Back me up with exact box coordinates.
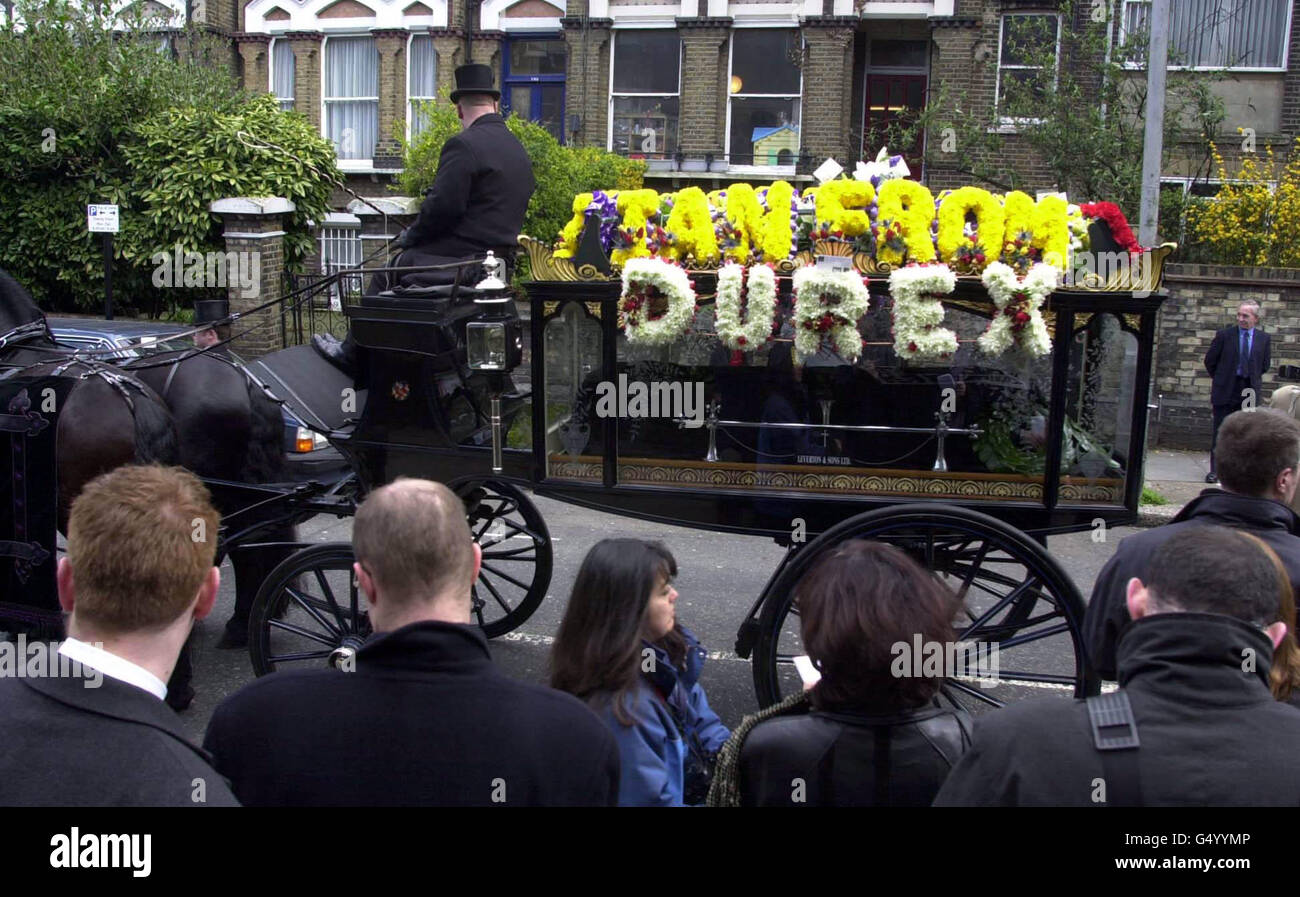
[48,316,348,483]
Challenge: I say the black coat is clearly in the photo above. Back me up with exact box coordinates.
[737,701,970,806]
[1206,325,1271,407]
[934,613,1300,806]
[0,669,238,806]
[203,621,621,807]
[1083,488,1300,680]
[400,113,536,260]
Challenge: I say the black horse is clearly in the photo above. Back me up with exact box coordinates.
[0,267,295,663]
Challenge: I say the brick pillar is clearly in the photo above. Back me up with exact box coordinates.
[235,33,271,94]
[373,29,408,167]
[676,18,730,160]
[925,17,982,190]
[210,198,294,360]
[472,29,504,70]
[431,28,466,97]
[800,16,857,172]
[561,16,612,148]
[347,197,421,274]
[288,31,325,132]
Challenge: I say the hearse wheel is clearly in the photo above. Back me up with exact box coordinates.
[247,482,552,675]
[453,479,553,639]
[249,543,370,676]
[751,504,1098,710]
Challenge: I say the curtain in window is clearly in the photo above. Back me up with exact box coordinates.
[409,35,436,135]
[325,37,378,160]
[1129,0,1288,67]
[272,40,295,110]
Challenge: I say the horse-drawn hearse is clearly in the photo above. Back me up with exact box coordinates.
[1,177,1179,711]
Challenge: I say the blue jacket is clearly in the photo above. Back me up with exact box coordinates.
[595,627,730,807]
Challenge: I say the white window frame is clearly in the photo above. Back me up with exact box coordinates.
[987,11,1060,130]
[724,27,803,174]
[269,37,295,111]
[1119,0,1293,72]
[322,33,380,171]
[407,32,437,141]
[607,26,682,162]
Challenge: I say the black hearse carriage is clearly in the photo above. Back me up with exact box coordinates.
[237,213,1178,712]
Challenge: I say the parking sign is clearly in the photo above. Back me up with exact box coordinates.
[87,204,120,233]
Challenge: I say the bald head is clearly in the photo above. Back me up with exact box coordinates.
[352,479,476,614]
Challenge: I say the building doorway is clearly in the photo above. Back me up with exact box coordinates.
[862,39,928,176]
[502,35,566,143]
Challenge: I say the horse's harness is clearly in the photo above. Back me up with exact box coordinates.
[0,320,156,413]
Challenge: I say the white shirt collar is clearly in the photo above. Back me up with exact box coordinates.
[58,638,168,701]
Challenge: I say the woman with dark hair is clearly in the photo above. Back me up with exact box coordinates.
[709,539,972,806]
[551,539,730,806]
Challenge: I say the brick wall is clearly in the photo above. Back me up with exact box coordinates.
[235,33,271,93]
[677,18,730,157]
[562,15,611,149]
[801,17,857,169]
[1152,263,1300,449]
[288,32,326,132]
[1283,0,1300,142]
[374,29,409,166]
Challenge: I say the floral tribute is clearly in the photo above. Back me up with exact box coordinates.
[936,187,1005,271]
[888,264,959,363]
[1001,191,1070,271]
[1078,202,1141,254]
[715,262,779,364]
[978,261,1057,357]
[792,266,871,364]
[875,179,937,267]
[619,257,698,347]
[662,187,720,264]
[609,189,662,266]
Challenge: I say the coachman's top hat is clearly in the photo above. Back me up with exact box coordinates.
[450,64,501,103]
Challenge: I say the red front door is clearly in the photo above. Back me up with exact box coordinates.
[863,73,927,176]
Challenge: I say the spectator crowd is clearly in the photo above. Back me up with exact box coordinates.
[4,407,1300,807]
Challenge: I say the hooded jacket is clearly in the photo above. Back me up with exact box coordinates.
[592,625,730,807]
[1083,488,1300,680]
[935,612,1300,806]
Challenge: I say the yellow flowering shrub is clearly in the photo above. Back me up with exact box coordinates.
[1187,137,1300,268]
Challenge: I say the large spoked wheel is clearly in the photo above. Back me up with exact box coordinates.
[249,543,369,676]
[453,479,552,639]
[752,504,1098,710]
[247,481,552,675]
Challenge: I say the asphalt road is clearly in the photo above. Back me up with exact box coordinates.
[175,492,1137,745]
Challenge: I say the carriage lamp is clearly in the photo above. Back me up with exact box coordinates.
[469,251,523,473]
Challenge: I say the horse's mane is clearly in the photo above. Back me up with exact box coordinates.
[0,266,48,333]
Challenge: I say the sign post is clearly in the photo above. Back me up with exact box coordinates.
[87,204,119,320]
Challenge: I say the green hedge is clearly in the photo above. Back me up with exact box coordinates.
[0,1,338,314]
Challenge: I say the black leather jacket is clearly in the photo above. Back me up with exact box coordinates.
[737,699,971,806]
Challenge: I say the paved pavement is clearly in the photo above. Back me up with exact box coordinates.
[1141,447,1214,525]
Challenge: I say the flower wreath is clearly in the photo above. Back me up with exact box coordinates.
[619,257,698,346]
[792,266,871,364]
[978,261,1057,357]
[888,263,959,363]
[1078,202,1142,253]
[757,181,798,262]
[875,179,937,267]
[937,187,1004,271]
[715,263,778,362]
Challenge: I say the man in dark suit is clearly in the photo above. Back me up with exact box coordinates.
[0,465,238,806]
[1205,300,1270,482]
[314,64,536,373]
[204,478,621,806]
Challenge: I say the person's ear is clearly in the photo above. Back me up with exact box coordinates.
[1267,621,1288,650]
[57,556,75,614]
[1126,577,1151,620]
[1278,466,1298,503]
[193,566,219,621]
[355,561,377,607]
[470,542,482,584]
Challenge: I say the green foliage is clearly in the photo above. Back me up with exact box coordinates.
[0,0,339,313]
[124,94,337,271]
[396,95,646,279]
[1140,484,1168,505]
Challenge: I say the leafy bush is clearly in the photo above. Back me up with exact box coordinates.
[0,0,339,312]
[396,95,646,279]
[1185,137,1300,268]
